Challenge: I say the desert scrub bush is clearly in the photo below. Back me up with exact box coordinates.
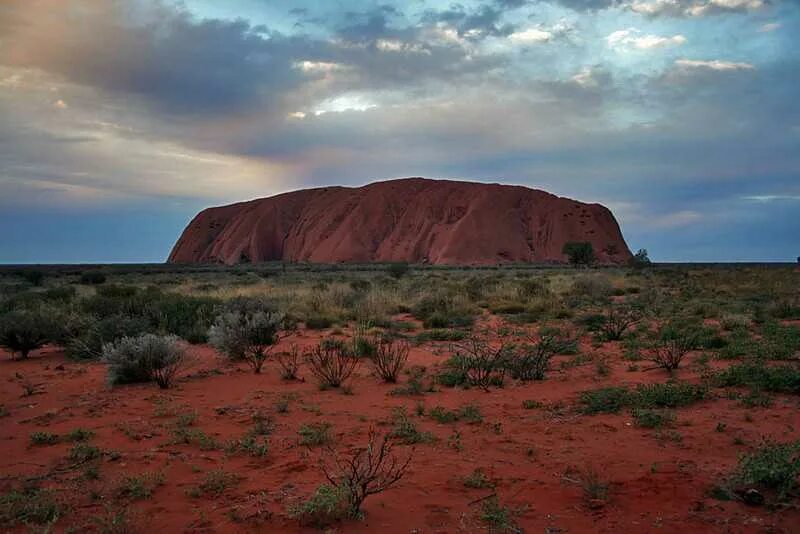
[581,382,706,414]
[631,408,675,429]
[0,487,62,528]
[570,274,613,301]
[209,307,287,374]
[288,483,350,528]
[504,331,574,381]
[714,361,800,394]
[276,344,301,379]
[369,337,409,383]
[299,422,334,447]
[190,470,241,497]
[464,468,495,489]
[30,431,59,446]
[412,290,476,329]
[319,428,413,520]
[102,334,188,388]
[442,338,510,391]
[390,408,435,444]
[580,387,634,414]
[413,329,467,343]
[479,496,519,532]
[115,472,166,500]
[305,341,359,388]
[0,309,53,359]
[65,313,151,361]
[428,403,482,424]
[716,440,800,504]
[67,427,95,442]
[597,306,640,341]
[756,322,800,360]
[648,334,694,371]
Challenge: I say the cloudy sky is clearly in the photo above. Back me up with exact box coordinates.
[0,0,798,263]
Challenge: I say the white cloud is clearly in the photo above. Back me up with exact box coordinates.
[294,61,347,73]
[688,0,764,16]
[741,194,800,202]
[509,28,553,43]
[629,0,765,17]
[758,22,781,33]
[674,59,755,71]
[607,28,686,50]
[376,39,431,55]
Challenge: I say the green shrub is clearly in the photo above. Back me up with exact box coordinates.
[729,440,800,502]
[298,422,334,447]
[631,408,674,429]
[103,334,187,388]
[0,488,61,527]
[580,387,633,414]
[0,309,53,359]
[288,484,349,528]
[715,361,800,394]
[209,307,286,373]
[66,313,151,361]
[30,431,59,445]
[562,242,595,266]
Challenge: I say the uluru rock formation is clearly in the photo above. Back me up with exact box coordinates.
[168,178,631,265]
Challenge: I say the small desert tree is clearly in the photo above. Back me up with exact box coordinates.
[0,310,52,360]
[562,242,595,267]
[209,308,288,374]
[629,248,651,268]
[102,334,187,388]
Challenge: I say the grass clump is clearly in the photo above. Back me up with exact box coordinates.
[0,488,62,528]
[581,382,707,414]
[298,422,334,447]
[30,431,59,446]
[631,408,675,429]
[115,472,166,500]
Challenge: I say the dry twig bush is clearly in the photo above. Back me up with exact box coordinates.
[369,337,409,383]
[305,342,359,388]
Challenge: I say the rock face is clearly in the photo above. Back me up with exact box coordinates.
[168,178,631,265]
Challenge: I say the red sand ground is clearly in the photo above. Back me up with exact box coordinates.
[168,178,632,266]
[2,316,798,533]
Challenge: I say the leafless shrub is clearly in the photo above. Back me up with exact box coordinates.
[505,333,571,381]
[305,342,359,388]
[599,307,640,341]
[276,344,301,380]
[649,336,693,371]
[321,428,413,519]
[369,337,409,383]
[451,337,510,391]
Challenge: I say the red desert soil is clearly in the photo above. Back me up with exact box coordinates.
[168,178,632,265]
[2,316,798,532]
